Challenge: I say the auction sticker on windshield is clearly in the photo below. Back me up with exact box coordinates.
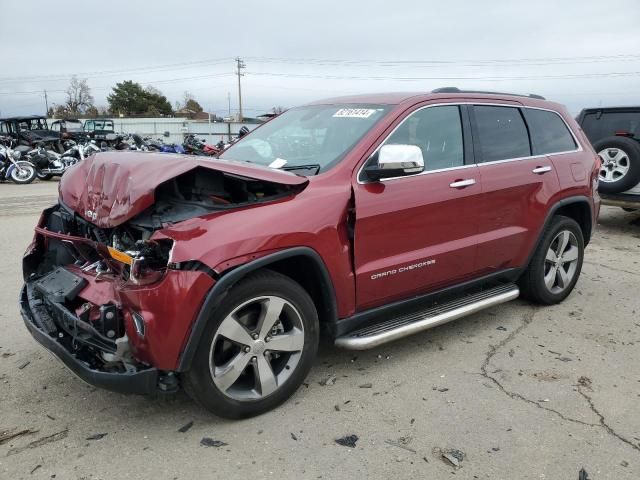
[333,108,378,118]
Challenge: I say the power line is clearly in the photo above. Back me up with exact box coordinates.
[246,70,640,82]
[0,57,234,84]
[246,53,640,67]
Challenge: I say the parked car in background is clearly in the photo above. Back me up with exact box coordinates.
[577,107,640,210]
[21,89,599,418]
[0,116,62,152]
[50,119,86,141]
[83,119,118,145]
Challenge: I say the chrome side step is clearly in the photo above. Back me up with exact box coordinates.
[335,283,519,350]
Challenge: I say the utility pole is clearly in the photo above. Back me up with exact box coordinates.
[44,90,49,116]
[235,57,246,121]
[227,92,231,117]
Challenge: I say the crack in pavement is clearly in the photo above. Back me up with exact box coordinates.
[480,306,640,455]
[577,387,640,453]
[583,260,640,278]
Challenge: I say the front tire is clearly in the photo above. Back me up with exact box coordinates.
[10,161,36,184]
[36,171,53,180]
[183,270,319,418]
[518,216,584,305]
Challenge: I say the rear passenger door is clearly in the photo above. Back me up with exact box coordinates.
[471,104,561,274]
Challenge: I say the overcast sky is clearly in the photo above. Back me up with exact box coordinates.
[1,0,639,117]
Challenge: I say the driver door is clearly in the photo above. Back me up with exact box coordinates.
[352,105,482,311]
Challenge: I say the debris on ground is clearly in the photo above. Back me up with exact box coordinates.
[578,467,590,480]
[359,383,373,388]
[200,437,227,448]
[555,356,573,362]
[290,432,298,441]
[334,404,340,412]
[385,436,416,453]
[86,433,108,440]
[335,434,359,448]
[17,360,31,369]
[435,447,465,468]
[178,421,194,433]
[578,376,592,390]
[319,375,337,386]
[1,352,15,358]
[0,427,39,445]
[496,326,507,331]
[621,460,629,467]
[8,429,68,456]
[30,464,41,475]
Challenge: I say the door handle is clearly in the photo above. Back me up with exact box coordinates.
[449,179,476,188]
[532,166,552,174]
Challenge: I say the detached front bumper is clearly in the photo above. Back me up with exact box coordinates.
[19,283,159,395]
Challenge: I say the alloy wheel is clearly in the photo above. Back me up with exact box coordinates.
[208,295,305,401]
[598,147,630,183]
[544,230,580,294]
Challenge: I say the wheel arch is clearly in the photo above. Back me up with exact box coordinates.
[524,195,593,271]
[177,246,338,372]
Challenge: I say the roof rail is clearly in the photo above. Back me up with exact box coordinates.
[431,87,545,100]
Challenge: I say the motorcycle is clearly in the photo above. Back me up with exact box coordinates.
[0,139,37,184]
[130,134,185,154]
[28,139,100,180]
[183,134,220,156]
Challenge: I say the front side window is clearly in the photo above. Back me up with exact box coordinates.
[382,105,464,171]
[219,104,391,174]
[523,108,576,155]
[474,106,531,162]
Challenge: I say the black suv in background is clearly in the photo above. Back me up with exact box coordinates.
[0,116,62,151]
[577,107,640,208]
[50,119,86,141]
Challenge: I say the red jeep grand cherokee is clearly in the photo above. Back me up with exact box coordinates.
[20,88,600,418]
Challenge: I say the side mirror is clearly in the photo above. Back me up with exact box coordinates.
[364,144,424,181]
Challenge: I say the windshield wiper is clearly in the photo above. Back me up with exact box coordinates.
[282,164,321,175]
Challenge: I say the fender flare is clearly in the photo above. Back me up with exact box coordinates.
[524,195,594,269]
[176,246,337,372]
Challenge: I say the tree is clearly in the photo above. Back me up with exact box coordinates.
[65,76,94,115]
[182,91,203,113]
[107,81,173,116]
[85,105,99,117]
[272,106,286,115]
[47,107,54,117]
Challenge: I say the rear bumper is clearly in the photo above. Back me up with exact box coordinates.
[19,283,159,395]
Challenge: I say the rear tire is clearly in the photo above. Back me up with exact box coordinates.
[594,136,640,194]
[518,216,584,305]
[183,270,319,418]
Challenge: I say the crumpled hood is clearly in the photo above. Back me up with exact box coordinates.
[59,151,308,228]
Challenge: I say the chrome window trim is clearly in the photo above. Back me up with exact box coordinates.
[356,102,583,184]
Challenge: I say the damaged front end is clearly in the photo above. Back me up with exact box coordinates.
[20,153,307,395]
[20,203,193,394]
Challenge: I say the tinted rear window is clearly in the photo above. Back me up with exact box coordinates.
[523,108,576,155]
[473,106,531,162]
[581,111,640,144]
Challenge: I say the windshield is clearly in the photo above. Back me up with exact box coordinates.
[219,104,391,174]
[65,121,84,131]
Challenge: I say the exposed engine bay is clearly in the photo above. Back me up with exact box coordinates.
[131,166,298,229]
[23,166,298,379]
